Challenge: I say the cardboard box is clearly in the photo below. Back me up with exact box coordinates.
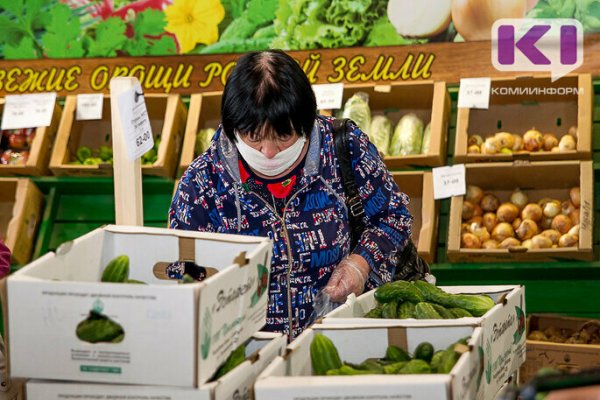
[0,179,43,265]
[447,160,593,263]
[520,314,600,384]
[179,92,220,177]
[321,285,526,399]
[50,94,187,178]
[339,82,450,169]
[25,332,287,400]
[0,99,61,176]
[454,74,593,163]
[255,324,485,400]
[5,225,272,387]
[392,171,438,263]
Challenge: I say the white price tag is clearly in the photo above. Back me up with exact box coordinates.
[457,78,491,109]
[1,92,57,130]
[312,83,344,110]
[117,82,154,161]
[76,93,104,120]
[432,164,466,200]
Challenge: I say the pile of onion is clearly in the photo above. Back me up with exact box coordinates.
[467,127,578,155]
[461,185,581,250]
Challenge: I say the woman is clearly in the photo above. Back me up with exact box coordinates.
[169,50,413,340]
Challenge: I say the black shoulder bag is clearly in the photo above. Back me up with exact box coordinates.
[332,118,430,282]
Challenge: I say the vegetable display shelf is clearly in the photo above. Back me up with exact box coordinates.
[431,82,600,319]
[4,80,600,331]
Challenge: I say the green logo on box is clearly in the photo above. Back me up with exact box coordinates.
[81,365,121,374]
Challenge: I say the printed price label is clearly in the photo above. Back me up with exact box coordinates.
[117,82,154,161]
[76,93,104,120]
[432,164,466,199]
[1,92,57,130]
[312,83,344,110]
[457,78,491,109]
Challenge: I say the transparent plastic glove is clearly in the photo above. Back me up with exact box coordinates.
[325,257,369,303]
[307,289,339,325]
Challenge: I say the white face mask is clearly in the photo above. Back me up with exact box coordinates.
[234,132,307,177]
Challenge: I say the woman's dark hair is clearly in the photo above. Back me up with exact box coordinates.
[221,50,317,142]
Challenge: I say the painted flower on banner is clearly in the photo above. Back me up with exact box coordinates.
[164,0,225,53]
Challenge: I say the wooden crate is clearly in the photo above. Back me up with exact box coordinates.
[337,81,450,169]
[0,179,44,265]
[50,94,187,178]
[391,171,438,263]
[0,99,61,176]
[447,161,593,263]
[178,92,221,177]
[454,74,593,163]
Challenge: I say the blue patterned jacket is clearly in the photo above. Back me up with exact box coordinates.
[169,115,412,340]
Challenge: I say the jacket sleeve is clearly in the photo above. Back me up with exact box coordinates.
[346,121,413,288]
[0,240,11,279]
[168,164,219,232]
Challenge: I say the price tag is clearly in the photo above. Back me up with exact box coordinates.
[117,82,154,161]
[457,78,491,109]
[312,83,344,110]
[1,92,57,130]
[76,93,104,120]
[432,164,466,199]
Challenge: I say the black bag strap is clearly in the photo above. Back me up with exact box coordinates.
[331,118,431,282]
[332,118,365,247]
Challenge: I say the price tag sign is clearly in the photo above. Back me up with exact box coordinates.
[1,92,57,130]
[117,82,154,161]
[432,164,466,199]
[457,78,491,109]
[76,93,104,120]
[312,83,344,110]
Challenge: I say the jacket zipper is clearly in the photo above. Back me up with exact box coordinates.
[247,183,309,340]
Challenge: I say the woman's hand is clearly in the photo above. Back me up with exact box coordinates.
[325,255,370,303]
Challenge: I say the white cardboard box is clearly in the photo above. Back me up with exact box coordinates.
[255,324,485,400]
[25,332,287,400]
[5,225,273,387]
[321,285,526,399]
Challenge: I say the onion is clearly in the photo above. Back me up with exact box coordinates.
[482,239,500,249]
[540,216,553,230]
[468,135,484,146]
[388,0,452,38]
[462,200,476,220]
[482,137,501,154]
[497,202,520,223]
[542,133,559,151]
[471,223,491,242]
[523,129,543,152]
[543,200,561,218]
[568,125,578,139]
[540,229,561,245]
[462,233,481,249]
[495,132,515,149]
[568,224,580,237]
[522,239,533,249]
[516,219,538,240]
[492,222,514,242]
[499,237,521,249]
[451,0,527,41]
[558,233,578,248]
[531,235,553,249]
[512,217,522,231]
[461,223,470,234]
[521,203,543,222]
[510,189,528,210]
[512,134,523,151]
[569,209,580,225]
[468,145,481,154]
[483,212,498,233]
[481,193,500,212]
[570,187,580,208]
[466,185,483,204]
[562,200,576,216]
[551,214,573,235]
[559,134,577,151]
[467,216,484,226]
